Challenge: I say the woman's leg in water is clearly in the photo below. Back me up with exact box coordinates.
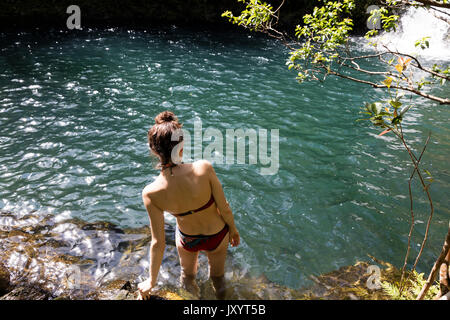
[206,232,229,299]
[176,232,200,296]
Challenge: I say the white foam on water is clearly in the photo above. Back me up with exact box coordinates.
[373,6,450,60]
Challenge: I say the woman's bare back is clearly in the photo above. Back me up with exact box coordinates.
[144,160,226,235]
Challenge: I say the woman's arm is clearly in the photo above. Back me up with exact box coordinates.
[204,161,240,247]
[138,187,165,299]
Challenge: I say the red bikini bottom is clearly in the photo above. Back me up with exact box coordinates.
[177,224,229,252]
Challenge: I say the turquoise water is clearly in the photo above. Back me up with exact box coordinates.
[0,28,449,289]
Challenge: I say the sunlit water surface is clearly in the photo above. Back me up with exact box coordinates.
[0,27,449,289]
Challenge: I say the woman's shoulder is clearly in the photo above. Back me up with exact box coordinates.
[192,159,213,174]
[142,177,166,199]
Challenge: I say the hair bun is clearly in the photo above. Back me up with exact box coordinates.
[155,111,177,124]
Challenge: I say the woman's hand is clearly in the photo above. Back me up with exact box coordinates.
[137,279,155,300]
[229,227,240,247]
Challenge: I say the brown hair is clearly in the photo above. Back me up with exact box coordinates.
[148,111,183,167]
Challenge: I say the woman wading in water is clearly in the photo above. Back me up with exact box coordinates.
[137,111,240,299]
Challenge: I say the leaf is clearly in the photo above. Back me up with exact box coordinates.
[379,128,392,136]
[415,37,430,50]
[366,102,383,115]
[396,92,405,100]
[382,77,393,88]
[389,99,402,109]
[397,57,412,72]
[399,105,412,117]
[372,103,382,114]
[391,115,402,125]
[398,56,411,65]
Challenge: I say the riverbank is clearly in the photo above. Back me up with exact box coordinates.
[0,208,433,300]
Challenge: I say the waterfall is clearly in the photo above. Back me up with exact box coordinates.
[374,6,450,60]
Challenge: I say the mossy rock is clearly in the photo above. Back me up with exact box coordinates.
[298,257,440,300]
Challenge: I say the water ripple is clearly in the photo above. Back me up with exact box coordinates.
[0,28,448,289]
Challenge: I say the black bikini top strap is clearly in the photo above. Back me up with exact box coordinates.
[175,194,215,217]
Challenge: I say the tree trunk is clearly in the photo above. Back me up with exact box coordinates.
[439,249,450,296]
[417,221,450,300]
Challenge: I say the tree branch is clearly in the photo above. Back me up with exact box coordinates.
[400,133,431,290]
[326,69,450,105]
[384,48,450,82]
[404,0,450,9]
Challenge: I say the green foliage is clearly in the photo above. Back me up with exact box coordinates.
[221,0,275,32]
[223,0,448,97]
[288,0,354,82]
[223,0,449,140]
[415,37,430,50]
[222,0,355,83]
[431,64,449,86]
[364,3,399,42]
[381,270,440,300]
[359,82,410,137]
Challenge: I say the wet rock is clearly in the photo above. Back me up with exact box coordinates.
[298,261,376,300]
[296,259,401,300]
[97,279,133,299]
[114,289,134,300]
[81,221,124,234]
[96,280,186,300]
[96,280,136,300]
[0,283,53,300]
[0,209,316,300]
[152,288,186,300]
[0,263,10,295]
